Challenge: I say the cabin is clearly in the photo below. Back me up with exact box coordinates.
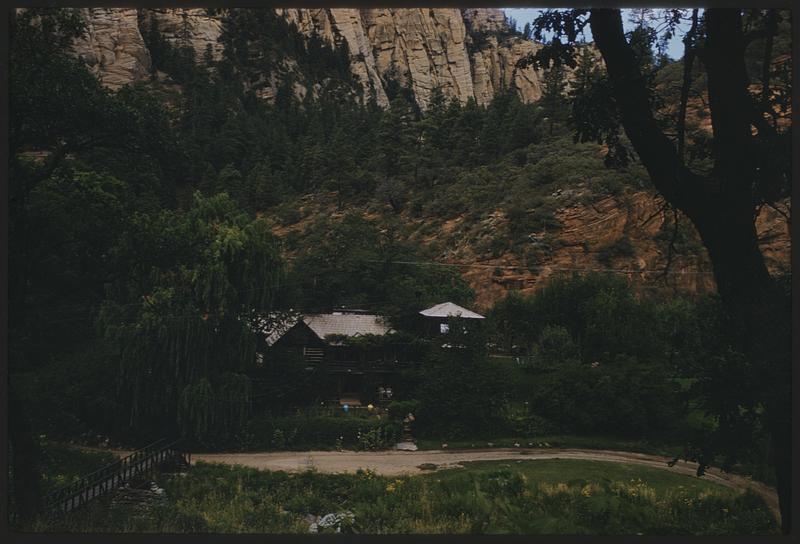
[418,301,485,336]
[257,310,402,405]
[256,302,485,404]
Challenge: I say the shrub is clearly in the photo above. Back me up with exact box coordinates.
[387,399,421,420]
[596,236,635,266]
[529,207,561,231]
[598,175,624,196]
[505,410,560,436]
[526,272,668,363]
[413,343,512,439]
[536,325,580,365]
[274,204,302,226]
[244,415,401,451]
[490,234,508,257]
[528,355,683,436]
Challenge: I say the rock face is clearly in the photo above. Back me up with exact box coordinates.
[360,8,475,109]
[269,189,791,311]
[142,8,225,62]
[71,8,151,90]
[277,8,389,107]
[281,7,544,108]
[68,7,552,109]
[461,8,508,33]
[276,8,476,109]
[460,193,790,309]
[470,36,544,105]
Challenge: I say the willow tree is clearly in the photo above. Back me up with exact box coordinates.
[529,8,792,532]
[100,192,285,445]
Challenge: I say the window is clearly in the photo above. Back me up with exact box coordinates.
[440,323,449,334]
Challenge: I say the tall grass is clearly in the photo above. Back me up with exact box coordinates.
[28,459,777,535]
[8,440,117,526]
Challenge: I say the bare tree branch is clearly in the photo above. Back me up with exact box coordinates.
[677,9,700,161]
[589,9,713,216]
[639,201,669,228]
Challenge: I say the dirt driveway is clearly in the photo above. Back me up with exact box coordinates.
[189,447,779,521]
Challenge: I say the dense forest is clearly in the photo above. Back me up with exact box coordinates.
[8,7,791,531]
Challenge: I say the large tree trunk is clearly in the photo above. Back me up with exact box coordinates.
[590,8,791,533]
[694,205,791,532]
[9,385,43,524]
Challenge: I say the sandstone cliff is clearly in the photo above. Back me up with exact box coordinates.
[470,35,544,105]
[68,7,550,109]
[462,8,509,33]
[142,8,225,62]
[71,8,151,90]
[270,190,790,310]
[275,7,542,108]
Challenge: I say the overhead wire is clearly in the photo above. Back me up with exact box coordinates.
[19,254,790,327]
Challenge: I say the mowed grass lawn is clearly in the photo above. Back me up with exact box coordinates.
[32,459,777,535]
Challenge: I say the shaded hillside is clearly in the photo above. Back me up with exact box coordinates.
[53,7,793,310]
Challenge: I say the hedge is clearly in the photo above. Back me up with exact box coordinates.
[240,415,402,451]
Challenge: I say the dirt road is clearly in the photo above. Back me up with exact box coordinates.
[188,447,779,520]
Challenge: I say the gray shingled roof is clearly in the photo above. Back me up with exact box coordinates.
[419,302,485,319]
[303,313,393,343]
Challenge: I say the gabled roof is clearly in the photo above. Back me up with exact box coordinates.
[260,311,394,347]
[419,302,485,319]
[303,313,393,343]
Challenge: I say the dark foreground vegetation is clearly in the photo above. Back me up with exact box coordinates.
[27,459,777,535]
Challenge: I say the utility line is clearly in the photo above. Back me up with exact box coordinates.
[21,257,790,325]
[350,258,718,276]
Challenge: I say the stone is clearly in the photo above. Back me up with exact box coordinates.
[311,511,355,533]
[395,441,418,451]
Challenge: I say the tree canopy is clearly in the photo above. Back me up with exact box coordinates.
[528,7,792,532]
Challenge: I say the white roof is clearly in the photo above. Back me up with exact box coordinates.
[419,302,485,319]
[303,313,393,343]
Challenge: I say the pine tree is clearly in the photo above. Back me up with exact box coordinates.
[540,64,569,135]
[376,96,417,179]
